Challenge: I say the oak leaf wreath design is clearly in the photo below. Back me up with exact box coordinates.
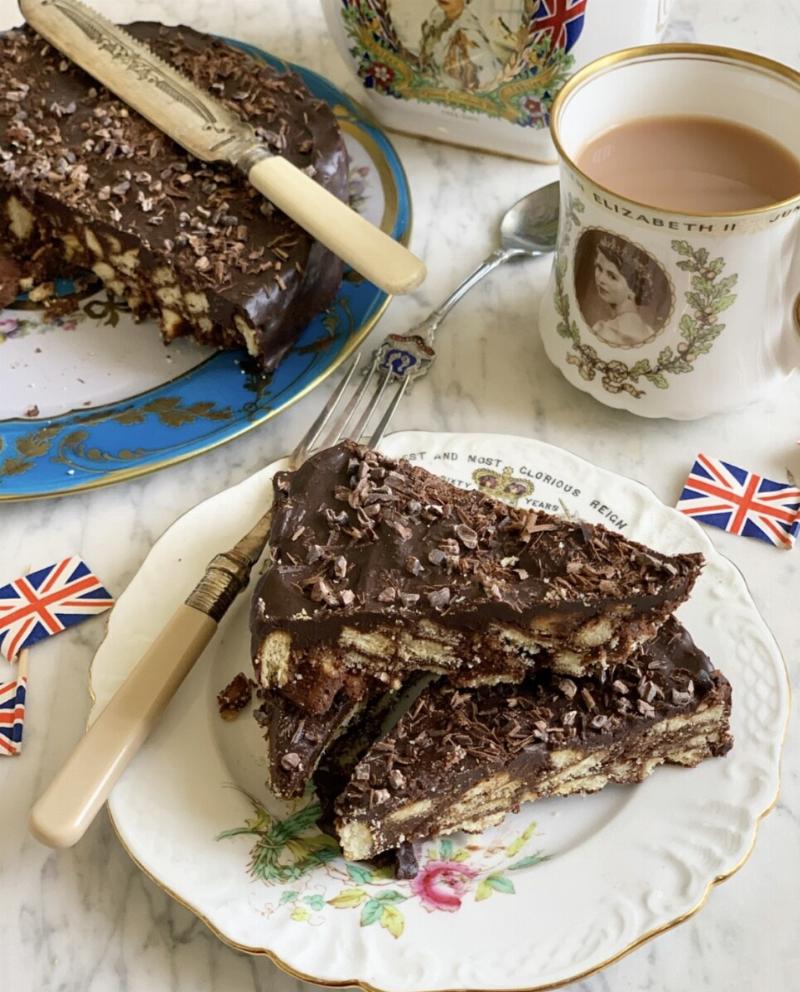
[553,195,738,398]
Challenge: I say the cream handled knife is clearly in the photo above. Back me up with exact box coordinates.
[18,0,426,296]
[29,511,273,849]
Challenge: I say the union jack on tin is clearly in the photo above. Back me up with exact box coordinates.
[531,0,588,53]
[676,453,800,549]
[0,557,114,662]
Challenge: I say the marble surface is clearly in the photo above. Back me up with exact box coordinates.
[1,1,799,990]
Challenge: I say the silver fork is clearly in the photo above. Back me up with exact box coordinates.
[27,333,428,849]
[290,334,431,468]
[30,181,559,846]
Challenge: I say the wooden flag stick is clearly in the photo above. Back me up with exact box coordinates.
[17,647,29,683]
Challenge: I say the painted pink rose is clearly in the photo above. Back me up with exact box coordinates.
[410,860,478,913]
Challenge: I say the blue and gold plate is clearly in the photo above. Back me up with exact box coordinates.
[0,44,412,501]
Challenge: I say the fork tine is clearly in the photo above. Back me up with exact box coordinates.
[369,375,409,450]
[289,351,361,468]
[349,365,394,443]
[320,350,381,449]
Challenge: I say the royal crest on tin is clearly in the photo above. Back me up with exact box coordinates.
[322,0,673,160]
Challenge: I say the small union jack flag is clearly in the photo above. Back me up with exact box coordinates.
[0,557,114,662]
[676,454,800,549]
[0,671,26,755]
[532,0,588,53]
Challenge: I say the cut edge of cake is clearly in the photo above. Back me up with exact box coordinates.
[333,618,733,861]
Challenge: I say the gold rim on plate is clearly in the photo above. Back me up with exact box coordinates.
[86,435,789,992]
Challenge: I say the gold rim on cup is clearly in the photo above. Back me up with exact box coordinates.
[549,43,800,220]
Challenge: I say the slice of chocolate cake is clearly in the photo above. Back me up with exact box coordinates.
[250,442,703,714]
[254,687,366,800]
[334,618,733,861]
[0,23,348,368]
[256,676,420,800]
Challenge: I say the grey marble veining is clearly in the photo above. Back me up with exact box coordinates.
[2,1,800,990]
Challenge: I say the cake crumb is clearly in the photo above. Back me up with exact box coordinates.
[217,672,253,720]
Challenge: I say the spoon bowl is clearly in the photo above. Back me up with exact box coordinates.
[499,181,561,257]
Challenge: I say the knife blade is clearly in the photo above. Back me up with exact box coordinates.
[17,0,426,295]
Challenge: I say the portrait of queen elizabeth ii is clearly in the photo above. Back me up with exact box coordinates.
[573,229,673,348]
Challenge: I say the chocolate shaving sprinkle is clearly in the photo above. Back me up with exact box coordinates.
[251,441,705,717]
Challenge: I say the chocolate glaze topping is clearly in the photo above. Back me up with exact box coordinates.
[251,441,703,646]
[335,618,732,823]
[0,23,348,366]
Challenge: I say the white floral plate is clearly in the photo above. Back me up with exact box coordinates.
[91,431,788,992]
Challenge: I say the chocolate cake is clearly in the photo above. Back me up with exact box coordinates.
[0,23,349,368]
[334,618,733,861]
[255,688,366,800]
[256,677,420,799]
[250,442,703,714]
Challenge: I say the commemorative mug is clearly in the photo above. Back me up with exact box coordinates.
[321,0,673,161]
[537,45,800,419]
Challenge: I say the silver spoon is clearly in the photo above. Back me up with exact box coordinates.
[372,181,560,391]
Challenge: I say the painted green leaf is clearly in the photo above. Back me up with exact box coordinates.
[303,894,325,911]
[328,888,367,909]
[487,874,515,895]
[509,852,549,871]
[629,359,652,378]
[505,821,537,857]
[290,906,310,922]
[679,314,697,337]
[439,838,454,860]
[671,239,692,256]
[690,275,712,295]
[279,890,300,905]
[475,879,493,902]
[645,372,669,390]
[711,294,737,313]
[451,849,470,862]
[346,863,374,885]
[686,291,705,311]
[375,890,407,905]
[380,905,404,939]
[657,346,674,366]
[361,899,384,927]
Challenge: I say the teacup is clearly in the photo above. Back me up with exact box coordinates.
[321,0,673,161]
[537,44,800,419]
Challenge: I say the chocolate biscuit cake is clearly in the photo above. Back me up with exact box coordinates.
[334,618,733,861]
[0,23,349,368]
[255,687,367,800]
[250,442,703,714]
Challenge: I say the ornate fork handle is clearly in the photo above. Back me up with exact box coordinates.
[375,246,522,387]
